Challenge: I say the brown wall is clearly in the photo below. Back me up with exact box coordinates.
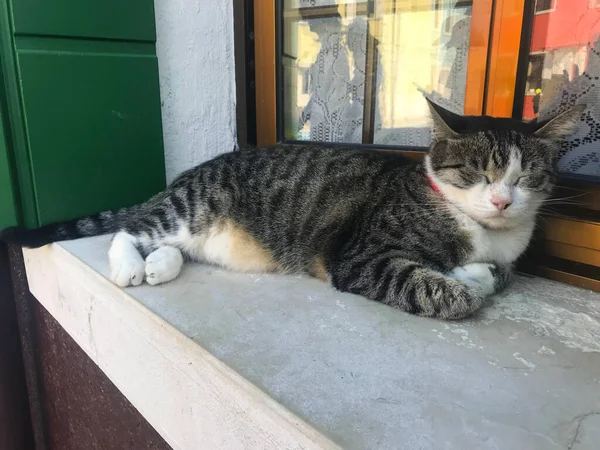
[32,299,172,450]
[0,243,34,450]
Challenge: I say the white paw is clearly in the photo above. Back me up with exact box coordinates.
[447,263,496,296]
[110,255,145,287]
[109,232,145,287]
[145,246,183,286]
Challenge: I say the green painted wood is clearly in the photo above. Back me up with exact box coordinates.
[0,106,18,230]
[0,0,37,227]
[11,0,156,42]
[0,0,165,227]
[17,47,165,224]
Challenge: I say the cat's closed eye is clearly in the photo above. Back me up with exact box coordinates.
[438,164,465,170]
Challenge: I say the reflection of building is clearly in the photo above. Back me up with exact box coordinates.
[523,0,600,119]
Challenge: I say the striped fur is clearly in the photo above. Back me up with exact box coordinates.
[1,102,585,319]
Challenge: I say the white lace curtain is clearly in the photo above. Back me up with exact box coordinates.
[538,37,600,177]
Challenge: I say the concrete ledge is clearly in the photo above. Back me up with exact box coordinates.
[23,241,338,450]
[23,236,600,449]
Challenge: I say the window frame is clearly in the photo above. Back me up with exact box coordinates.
[534,0,557,14]
[251,0,600,292]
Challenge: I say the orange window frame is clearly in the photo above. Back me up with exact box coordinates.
[253,0,600,292]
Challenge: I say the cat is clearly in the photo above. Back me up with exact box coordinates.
[1,100,585,320]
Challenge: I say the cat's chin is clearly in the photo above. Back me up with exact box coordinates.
[474,214,525,230]
[451,202,527,230]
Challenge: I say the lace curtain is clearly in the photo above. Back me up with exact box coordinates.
[298,17,367,143]
[538,37,600,177]
[374,7,471,146]
[294,2,471,147]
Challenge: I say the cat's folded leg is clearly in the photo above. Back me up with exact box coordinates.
[447,263,513,296]
[328,256,485,319]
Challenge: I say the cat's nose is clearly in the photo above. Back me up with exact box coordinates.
[491,197,512,211]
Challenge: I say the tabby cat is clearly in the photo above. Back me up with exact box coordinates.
[1,100,585,320]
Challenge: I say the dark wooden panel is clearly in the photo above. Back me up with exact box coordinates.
[254,1,277,145]
[0,243,34,450]
[32,299,172,450]
[8,245,48,449]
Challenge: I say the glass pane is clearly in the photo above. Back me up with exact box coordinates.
[373,1,474,146]
[280,1,477,146]
[281,1,369,143]
[519,0,600,177]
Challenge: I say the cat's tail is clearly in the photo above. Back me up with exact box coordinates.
[0,206,139,249]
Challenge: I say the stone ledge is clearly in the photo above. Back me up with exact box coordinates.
[23,240,337,450]
[23,235,600,449]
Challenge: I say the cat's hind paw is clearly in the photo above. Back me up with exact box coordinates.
[447,263,496,297]
[145,246,184,286]
[110,256,145,287]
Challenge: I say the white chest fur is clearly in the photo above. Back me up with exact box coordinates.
[455,211,535,265]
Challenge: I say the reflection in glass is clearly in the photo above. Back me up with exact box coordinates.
[281,1,474,146]
[521,0,600,177]
[373,2,472,146]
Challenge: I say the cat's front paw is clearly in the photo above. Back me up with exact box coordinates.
[145,246,184,285]
[447,263,496,296]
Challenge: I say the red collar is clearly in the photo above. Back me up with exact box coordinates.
[427,175,443,196]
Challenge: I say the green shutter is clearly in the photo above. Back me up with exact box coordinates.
[0,98,18,230]
[0,0,165,227]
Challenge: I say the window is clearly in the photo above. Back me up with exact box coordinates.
[535,0,556,14]
[278,0,484,147]
[525,53,545,93]
[253,0,600,291]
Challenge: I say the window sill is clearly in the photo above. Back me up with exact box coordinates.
[23,237,600,449]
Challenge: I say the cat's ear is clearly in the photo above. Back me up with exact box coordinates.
[533,104,586,141]
[426,98,460,141]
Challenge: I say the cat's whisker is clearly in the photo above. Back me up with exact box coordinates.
[386,201,447,207]
[554,185,586,191]
[545,192,587,201]
[542,198,583,203]
[541,200,583,206]
[538,209,573,219]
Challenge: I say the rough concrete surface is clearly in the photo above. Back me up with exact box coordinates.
[62,236,600,450]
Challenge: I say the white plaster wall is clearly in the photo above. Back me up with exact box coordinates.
[154,0,237,183]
